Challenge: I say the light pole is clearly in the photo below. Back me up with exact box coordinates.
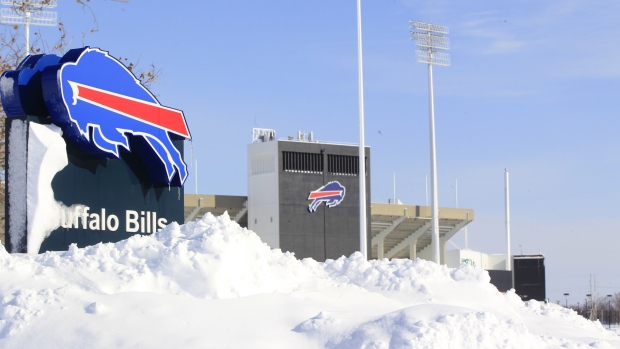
[564,293,569,308]
[356,0,367,259]
[608,295,612,328]
[410,20,450,264]
[0,0,57,56]
[504,169,511,271]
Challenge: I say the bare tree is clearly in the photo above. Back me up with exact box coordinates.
[609,293,620,325]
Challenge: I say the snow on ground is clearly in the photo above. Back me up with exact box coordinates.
[0,213,618,348]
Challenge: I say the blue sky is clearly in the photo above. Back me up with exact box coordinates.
[23,0,620,306]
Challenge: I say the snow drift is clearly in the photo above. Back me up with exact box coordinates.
[0,213,617,348]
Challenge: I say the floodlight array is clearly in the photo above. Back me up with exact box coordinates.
[409,20,448,35]
[1,7,56,26]
[415,50,450,67]
[410,32,450,50]
[0,0,59,55]
[410,20,450,67]
[1,0,57,8]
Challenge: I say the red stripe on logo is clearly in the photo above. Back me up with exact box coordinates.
[308,190,342,199]
[73,83,190,138]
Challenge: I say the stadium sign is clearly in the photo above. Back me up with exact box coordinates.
[1,47,190,253]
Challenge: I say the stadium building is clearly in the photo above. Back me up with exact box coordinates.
[182,128,545,299]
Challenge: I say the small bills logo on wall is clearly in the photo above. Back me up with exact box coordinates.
[307,181,346,212]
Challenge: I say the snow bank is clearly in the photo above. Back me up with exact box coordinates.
[5,120,89,254]
[26,123,70,253]
[21,213,316,298]
[0,213,618,348]
[326,305,542,349]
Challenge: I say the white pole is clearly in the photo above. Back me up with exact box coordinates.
[25,10,30,56]
[356,0,367,259]
[464,216,469,250]
[393,172,396,204]
[425,175,428,206]
[457,177,469,249]
[195,158,198,195]
[455,177,458,207]
[505,168,511,271]
[428,61,440,265]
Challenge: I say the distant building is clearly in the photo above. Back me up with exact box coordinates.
[247,129,370,260]
[183,128,545,301]
[513,255,546,301]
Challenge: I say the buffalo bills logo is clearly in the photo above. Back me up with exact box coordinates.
[308,181,346,212]
[0,47,191,186]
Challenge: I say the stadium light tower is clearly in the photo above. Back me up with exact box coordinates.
[410,20,450,264]
[0,0,57,56]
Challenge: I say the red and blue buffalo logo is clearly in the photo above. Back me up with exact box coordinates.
[307,181,346,212]
[0,47,191,186]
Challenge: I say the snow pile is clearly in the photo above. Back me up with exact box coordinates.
[8,213,315,299]
[0,213,618,348]
[26,123,70,254]
[326,305,539,349]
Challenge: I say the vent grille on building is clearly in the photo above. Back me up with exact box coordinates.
[327,154,358,176]
[282,151,323,174]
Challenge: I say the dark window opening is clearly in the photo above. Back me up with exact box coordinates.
[282,151,323,174]
[327,155,359,176]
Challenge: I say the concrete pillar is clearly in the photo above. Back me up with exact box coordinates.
[410,242,417,259]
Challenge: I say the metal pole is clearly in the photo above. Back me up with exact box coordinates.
[25,10,30,56]
[356,0,367,259]
[410,20,449,264]
[425,175,428,206]
[464,217,469,249]
[428,61,440,264]
[505,168,511,271]
[608,295,612,328]
[455,177,458,208]
[393,172,396,204]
